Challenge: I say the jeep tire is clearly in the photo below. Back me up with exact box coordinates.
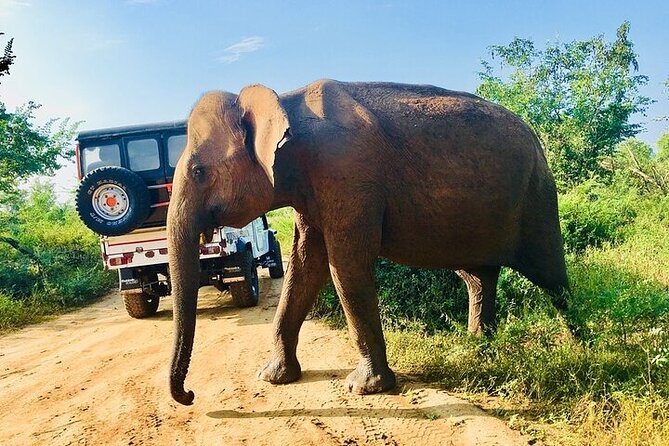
[229,249,260,307]
[268,232,284,279]
[123,291,160,318]
[76,166,151,236]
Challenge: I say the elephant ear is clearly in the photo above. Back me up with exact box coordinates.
[237,84,291,185]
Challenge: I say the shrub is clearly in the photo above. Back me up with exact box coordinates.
[375,259,467,331]
[266,207,295,251]
[0,183,114,330]
[559,179,637,253]
[313,259,467,332]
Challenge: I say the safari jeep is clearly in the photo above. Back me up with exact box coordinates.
[74,121,284,318]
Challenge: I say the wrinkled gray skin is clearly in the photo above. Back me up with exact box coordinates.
[167,80,568,405]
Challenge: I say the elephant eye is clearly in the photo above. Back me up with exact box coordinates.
[192,166,206,182]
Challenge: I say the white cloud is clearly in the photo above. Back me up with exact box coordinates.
[0,0,31,18]
[217,36,265,64]
[1,0,31,6]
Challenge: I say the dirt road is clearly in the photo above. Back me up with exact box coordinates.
[0,271,530,445]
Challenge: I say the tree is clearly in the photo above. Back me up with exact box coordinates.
[658,132,669,163]
[0,32,77,194]
[0,102,76,193]
[0,32,14,81]
[476,22,651,189]
[0,33,78,281]
[610,138,667,194]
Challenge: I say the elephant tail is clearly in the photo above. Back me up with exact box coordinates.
[514,156,570,310]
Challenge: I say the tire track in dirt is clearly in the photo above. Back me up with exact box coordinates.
[0,270,531,445]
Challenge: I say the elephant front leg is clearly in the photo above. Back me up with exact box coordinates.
[456,266,501,336]
[258,214,330,384]
[326,231,396,395]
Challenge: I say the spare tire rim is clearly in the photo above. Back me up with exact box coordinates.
[92,184,130,221]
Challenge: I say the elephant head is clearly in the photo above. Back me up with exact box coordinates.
[167,85,291,405]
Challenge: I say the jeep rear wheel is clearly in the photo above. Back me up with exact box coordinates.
[229,249,259,307]
[123,291,160,318]
[76,166,151,236]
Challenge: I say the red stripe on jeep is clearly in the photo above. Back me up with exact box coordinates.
[107,237,167,247]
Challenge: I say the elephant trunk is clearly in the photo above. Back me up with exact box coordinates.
[167,206,201,406]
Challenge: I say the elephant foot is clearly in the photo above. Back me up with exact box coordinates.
[467,320,496,337]
[345,363,396,395]
[257,356,301,384]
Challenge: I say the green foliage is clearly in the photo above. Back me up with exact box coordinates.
[374,260,466,331]
[658,132,669,162]
[606,137,669,194]
[312,282,347,327]
[574,392,669,446]
[0,101,78,193]
[0,183,114,330]
[313,260,467,332]
[0,292,40,329]
[477,22,651,188]
[266,207,294,250]
[616,137,653,163]
[387,316,668,405]
[558,179,637,253]
[569,253,669,343]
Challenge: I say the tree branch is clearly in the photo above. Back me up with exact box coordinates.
[0,235,43,274]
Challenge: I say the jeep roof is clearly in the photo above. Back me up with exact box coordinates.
[77,120,186,142]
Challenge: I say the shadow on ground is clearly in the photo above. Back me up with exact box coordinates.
[206,403,482,420]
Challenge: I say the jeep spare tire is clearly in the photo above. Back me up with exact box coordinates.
[75,166,151,236]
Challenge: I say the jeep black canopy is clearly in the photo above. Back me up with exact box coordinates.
[77,120,187,141]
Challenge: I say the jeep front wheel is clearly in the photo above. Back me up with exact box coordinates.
[122,291,160,318]
[229,249,260,307]
[268,232,284,279]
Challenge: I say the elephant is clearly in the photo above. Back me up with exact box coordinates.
[167,80,568,406]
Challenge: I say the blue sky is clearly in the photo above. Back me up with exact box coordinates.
[1,0,668,198]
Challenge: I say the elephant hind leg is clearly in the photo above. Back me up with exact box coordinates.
[456,266,501,336]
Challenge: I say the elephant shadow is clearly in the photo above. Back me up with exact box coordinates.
[205,402,482,420]
[206,370,489,421]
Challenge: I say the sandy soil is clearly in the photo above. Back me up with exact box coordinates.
[0,270,531,445]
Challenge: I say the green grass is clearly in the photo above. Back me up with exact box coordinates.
[267,207,295,253]
[0,293,42,330]
[0,184,115,332]
[0,265,114,333]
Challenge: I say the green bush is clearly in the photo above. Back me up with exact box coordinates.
[568,253,669,342]
[0,183,114,330]
[0,292,40,328]
[266,207,295,251]
[0,244,38,299]
[313,259,467,332]
[559,179,638,253]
